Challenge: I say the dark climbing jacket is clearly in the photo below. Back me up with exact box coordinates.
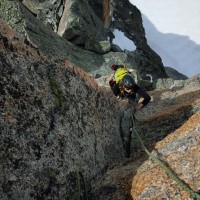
[109,65,151,105]
[109,79,151,106]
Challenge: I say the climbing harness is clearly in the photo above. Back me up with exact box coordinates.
[131,116,200,199]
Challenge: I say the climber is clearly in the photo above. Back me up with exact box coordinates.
[108,64,151,112]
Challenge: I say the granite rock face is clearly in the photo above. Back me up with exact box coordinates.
[0,0,25,35]
[90,111,200,200]
[0,0,139,78]
[89,77,200,199]
[22,0,65,32]
[112,0,167,80]
[165,66,188,80]
[0,23,132,199]
[57,0,107,47]
[1,21,200,199]
[131,111,200,199]
[0,0,168,80]
[1,1,199,199]
[135,78,200,148]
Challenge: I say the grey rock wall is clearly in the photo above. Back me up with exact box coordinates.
[0,23,130,199]
[0,0,168,82]
[1,16,200,200]
[165,66,188,80]
[89,77,200,199]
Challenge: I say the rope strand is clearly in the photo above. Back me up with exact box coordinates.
[132,116,200,199]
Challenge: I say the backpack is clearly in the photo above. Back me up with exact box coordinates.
[114,65,129,84]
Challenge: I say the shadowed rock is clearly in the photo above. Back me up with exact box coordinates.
[0,22,132,199]
[0,0,168,81]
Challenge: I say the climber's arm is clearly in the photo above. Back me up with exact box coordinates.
[133,84,151,112]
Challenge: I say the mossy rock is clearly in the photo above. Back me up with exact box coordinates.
[138,80,154,91]
[0,0,25,35]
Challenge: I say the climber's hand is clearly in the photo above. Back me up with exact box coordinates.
[122,98,129,103]
[134,103,144,112]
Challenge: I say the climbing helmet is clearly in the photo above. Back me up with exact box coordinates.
[122,74,135,89]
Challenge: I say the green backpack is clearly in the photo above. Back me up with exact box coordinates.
[114,67,129,83]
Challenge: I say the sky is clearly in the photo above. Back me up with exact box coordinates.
[113,0,200,78]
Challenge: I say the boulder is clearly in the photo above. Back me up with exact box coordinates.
[57,0,107,46]
[154,74,200,90]
[89,77,200,199]
[111,0,168,80]
[0,0,168,81]
[0,0,25,34]
[0,0,138,78]
[22,0,65,32]
[165,66,188,80]
[85,39,111,54]
[131,111,200,199]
